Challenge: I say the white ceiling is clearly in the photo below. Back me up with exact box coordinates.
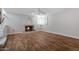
[4,8,64,15]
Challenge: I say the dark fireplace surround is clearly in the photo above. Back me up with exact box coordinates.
[25,25,34,32]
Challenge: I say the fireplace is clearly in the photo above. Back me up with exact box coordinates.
[25,25,34,32]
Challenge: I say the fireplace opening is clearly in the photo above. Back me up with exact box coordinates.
[25,25,34,32]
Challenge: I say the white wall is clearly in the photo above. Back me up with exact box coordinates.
[43,8,79,38]
[4,8,79,39]
[5,13,32,34]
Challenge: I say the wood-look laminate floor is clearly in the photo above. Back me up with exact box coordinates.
[1,31,79,51]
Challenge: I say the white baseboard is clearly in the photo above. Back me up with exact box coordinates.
[44,31,79,39]
[7,32,23,35]
[7,31,38,35]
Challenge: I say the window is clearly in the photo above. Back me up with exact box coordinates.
[34,14,48,25]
